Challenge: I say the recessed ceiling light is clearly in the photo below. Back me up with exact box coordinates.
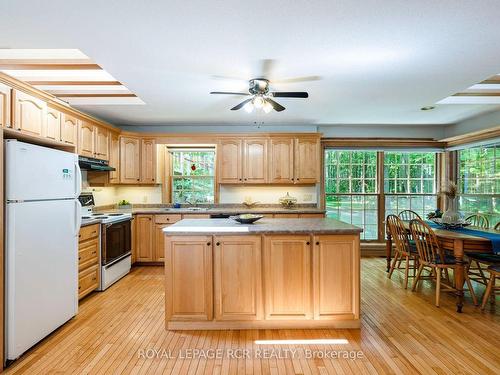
[421,106,435,111]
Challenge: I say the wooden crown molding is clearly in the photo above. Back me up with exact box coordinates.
[0,63,101,70]
[321,138,446,148]
[27,80,122,86]
[440,125,500,147]
[453,92,500,97]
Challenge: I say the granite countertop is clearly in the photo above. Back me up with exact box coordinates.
[95,205,326,215]
[163,218,362,235]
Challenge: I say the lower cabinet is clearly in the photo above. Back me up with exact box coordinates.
[78,224,100,300]
[213,235,262,321]
[263,235,312,319]
[165,236,213,321]
[135,215,154,262]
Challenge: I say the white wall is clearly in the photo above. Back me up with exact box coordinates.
[444,109,500,138]
[319,124,446,139]
[219,185,318,204]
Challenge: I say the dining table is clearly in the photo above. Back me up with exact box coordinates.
[385,222,496,312]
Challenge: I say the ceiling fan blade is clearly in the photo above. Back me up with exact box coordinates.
[273,76,321,84]
[266,98,285,112]
[260,59,276,79]
[230,98,253,111]
[271,92,309,98]
[210,91,250,95]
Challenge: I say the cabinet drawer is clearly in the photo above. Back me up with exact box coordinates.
[78,264,99,299]
[79,238,99,271]
[79,224,99,242]
[155,214,182,224]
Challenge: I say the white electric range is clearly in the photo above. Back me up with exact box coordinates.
[78,192,132,290]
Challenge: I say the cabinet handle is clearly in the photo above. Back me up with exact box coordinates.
[306,241,310,245]
[78,256,81,260]
[92,277,97,281]
[79,286,81,290]
[137,178,140,181]
[315,241,320,245]
[166,218,169,221]
[239,178,242,181]
[297,178,300,181]
[216,242,220,246]
[206,242,211,246]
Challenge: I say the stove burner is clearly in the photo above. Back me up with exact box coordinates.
[92,213,105,216]
[108,213,124,216]
[82,216,91,219]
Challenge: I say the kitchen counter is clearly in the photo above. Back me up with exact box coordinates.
[164,217,361,330]
[80,218,102,227]
[164,217,362,235]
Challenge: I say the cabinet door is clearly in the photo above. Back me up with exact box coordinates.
[154,223,168,262]
[135,215,154,262]
[120,136,140,183]
[61,113,79,145]
[108,132,120,183]
[12,89,47,137]
[141,138,157,183]
[95,126,109,160]
[313,235,360,320]
[218,139,242,183]
[269,138,294,183]
[263,235,312,319]
[165,236,213,321]
[294,138,320,183]
[0,83,11,128]
[243,139,268,183]
[45,107,61,141]
[214,236,262,321]
[79,121,96,157]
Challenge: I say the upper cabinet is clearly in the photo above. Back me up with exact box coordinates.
[294,138,320,184]
[140,139,156,183]
[108,132,120,183]
[95,127,109,161]
[45,107,61,141]
[0,83,11,128]
[120,136,141,183]
[11,89,47,137]
[78,121,96,157]
[218,135,320,185]
[218,139,242,183]
[61,112,79,146]
[243,139,267,183]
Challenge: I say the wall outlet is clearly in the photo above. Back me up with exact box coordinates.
[303,193,313,202]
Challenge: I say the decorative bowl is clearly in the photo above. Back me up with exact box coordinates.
[231,214,264,224]
[430,218,471,229]
[279,192,298,209]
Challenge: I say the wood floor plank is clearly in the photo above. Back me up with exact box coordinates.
[3,259,499,375]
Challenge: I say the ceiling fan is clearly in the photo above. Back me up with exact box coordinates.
[210,60,319,113]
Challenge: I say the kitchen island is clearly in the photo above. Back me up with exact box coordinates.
[163,218,362,330]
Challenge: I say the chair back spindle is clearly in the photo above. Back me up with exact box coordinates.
[465,214,489,229]
[387,215,410,254]
[398,210,422,222]
[410,219,443,264]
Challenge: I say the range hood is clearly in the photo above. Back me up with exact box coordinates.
[78,156,115,171]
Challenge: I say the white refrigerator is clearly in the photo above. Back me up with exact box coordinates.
[5,140,82,360]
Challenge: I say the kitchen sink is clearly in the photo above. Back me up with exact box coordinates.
[186,207,208,211]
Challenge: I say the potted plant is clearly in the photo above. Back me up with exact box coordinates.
[117,199,132,210]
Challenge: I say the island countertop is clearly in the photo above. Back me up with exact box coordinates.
[163,217,362,235]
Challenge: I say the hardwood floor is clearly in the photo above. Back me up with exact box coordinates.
[4,258,500,374]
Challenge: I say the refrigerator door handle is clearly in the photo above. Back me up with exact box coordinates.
[75,200,82,237]
[75,161,82,198]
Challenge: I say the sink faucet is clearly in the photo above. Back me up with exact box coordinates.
[185,198,198,206]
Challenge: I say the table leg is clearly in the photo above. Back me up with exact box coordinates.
[453,239,465,313]
[386,232,392,272]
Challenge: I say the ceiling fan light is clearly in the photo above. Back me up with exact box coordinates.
[253,96,264,109]
[244,101,254,113]
[263,101,272,113]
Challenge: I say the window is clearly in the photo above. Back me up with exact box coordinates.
[458,144,500,224]
[171,149,215,204]
[324,150,378,240]
[384,152,437,219]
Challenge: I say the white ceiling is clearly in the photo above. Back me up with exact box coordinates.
[1,0,500,127]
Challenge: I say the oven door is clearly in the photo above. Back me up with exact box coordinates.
[102,219,131,265]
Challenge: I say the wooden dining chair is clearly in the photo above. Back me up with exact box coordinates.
[387,215,419,289]
[465,214,489,229]
[481,265,499,310]
[398,210,422,221]
[410,218,478,307]
[495,222,500,231]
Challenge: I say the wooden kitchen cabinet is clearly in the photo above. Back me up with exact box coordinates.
[269,138,294,183]
[135,215,154,262]
[78,224,100,300]
[140,138,156,183]
[108,132,120,183]
[0,83,11,128]
[165,236,213,321]
[214,235,262,321]
[243,139,267,183]
[313,235,360,320]
[120,136,141,183]
[11,89,47,137]
[263,235,312,319]
[45,107,61,141]
[218,138,242,183]
[95,126,109,160]
[78,121,96,157]
[61,112,79,146]
[295,138,320,183]
[154,224,167,262]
